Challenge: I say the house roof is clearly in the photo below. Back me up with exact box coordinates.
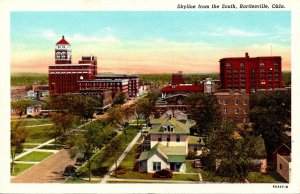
[188,136,205,146]
[149,117,190,134]
[56,36,70,45]
[161,85,203,93]
[138,143,186,162]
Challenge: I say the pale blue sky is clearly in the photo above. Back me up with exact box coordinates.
[11,11,291,73]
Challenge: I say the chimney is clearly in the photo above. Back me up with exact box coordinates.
[62,35,64,39]
[245,52,249,58]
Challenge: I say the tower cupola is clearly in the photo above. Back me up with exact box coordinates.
[55,35,72,64]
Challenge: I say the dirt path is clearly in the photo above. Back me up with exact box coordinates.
[11,149,76,183]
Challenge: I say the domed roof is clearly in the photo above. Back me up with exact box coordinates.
[56,35,70,45]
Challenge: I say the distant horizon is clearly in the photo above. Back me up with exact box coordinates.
[11,11,291,74]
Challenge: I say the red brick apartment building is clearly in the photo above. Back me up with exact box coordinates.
[213,90,250,123]
[220,53,282,94]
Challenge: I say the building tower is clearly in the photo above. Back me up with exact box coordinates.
[55,35,72,64]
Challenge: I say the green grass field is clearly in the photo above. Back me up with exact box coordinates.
[11,118,52,127]
[16,151,53,161]
[11,163,34,176]
[25,125,53,143]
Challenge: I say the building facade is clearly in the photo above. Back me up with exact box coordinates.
[48,36,139,98]
[138,117,190,173]
[220,53,282,94]
[213,90,250,123]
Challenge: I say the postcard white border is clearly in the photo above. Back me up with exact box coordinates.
[0,0,299,193]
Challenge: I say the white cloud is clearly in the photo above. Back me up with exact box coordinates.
[205,27,265,37]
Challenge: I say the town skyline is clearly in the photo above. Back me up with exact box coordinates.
[11,11,291,74]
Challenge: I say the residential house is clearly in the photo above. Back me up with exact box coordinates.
[138,117,190,173]
[274,143,291,182]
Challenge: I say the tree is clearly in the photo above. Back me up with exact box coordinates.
[11,121,28,174]
[135,98,154,124]
[71,122,104,181]
[208,122,257,182]
[49,112,80,145]
[185,93,220,136]
[113,90,126,105]
[249,90,291,160]
[107,106,132,142]
[48,94,100,122]
[11,99,34,118]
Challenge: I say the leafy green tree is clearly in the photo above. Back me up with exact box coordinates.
[249,90,291,159]
[208,122,257,182]
[48,94,100,122]
[185,93,220,136]
[11,121,28,174]
[136,98,154,124]
[11,99,34,118]
[107,106,133,142]
[113,90,126,105]
[71,122,104,181]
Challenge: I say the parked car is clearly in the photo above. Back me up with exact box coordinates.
[153,168,173,178]
[63,165,77,176]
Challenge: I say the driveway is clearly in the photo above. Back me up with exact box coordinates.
[11,149,76,183]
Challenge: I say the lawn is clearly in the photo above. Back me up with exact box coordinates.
[16,151,53,161]
[25,125,54,143]
[11,118,53,127]
[76,126,139,178]
[39,144,64,150]
[11,163,34,176]
[247,172,283,183]
[186,160,202,173]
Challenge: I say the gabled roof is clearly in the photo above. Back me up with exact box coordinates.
[56,36,70,45]
[138,143,186,162]
[149,117,190,134]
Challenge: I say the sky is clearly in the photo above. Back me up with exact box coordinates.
[11,11,291,74]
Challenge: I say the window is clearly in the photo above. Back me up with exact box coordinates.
[235,99,239,105]
[240,69,245,73]
[235,108,239,114]
[223,99,227,105]
[243,108,247,114]
[274,62,279,66]
[233,69,238,73]
[243,99,247,105]
[274,68,279,72]
[227,70,232,73]
[176,135,180,142]
[167,135,170,142]
[260,62,265,66]
[224,108,227,114]
[260,69,266,72]
[240,63,245,67]
[153,162,161,171]
[226,63,232,67]
[218,99,222,104]
[279,164,282,170]
[158,135,162,142]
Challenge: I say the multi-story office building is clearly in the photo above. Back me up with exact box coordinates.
[220,53,282,94]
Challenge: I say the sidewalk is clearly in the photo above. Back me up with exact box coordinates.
[101,131,141,183]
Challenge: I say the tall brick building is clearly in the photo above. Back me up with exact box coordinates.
[220,53,282,94]
[213,90,249,123]
[48,36,139,98]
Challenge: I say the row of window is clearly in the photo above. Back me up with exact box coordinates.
[157,134,181,142]
[218,99,247,105]
[226,62,279,67]
[223,108,247,114]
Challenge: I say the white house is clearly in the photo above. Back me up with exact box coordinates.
[138,117,190,173]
